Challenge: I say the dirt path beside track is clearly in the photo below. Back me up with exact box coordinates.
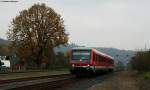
[87,71,139,90]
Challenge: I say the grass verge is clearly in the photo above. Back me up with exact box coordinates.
[143,71,150,79]
[0,69,69,80]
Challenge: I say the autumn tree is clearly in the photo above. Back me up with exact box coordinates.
[130,51,150,71]
[7,3,68,68]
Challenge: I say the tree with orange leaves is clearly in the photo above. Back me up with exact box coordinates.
[7,3,68,68]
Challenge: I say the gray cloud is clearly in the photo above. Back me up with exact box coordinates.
[0,0,150,50]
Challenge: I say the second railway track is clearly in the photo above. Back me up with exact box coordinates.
[0,74,75,90]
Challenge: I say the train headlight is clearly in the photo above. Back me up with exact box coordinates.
[72,64,75,67]
[87,64,90,67]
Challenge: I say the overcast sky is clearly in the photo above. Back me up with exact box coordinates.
[0,0,150,50]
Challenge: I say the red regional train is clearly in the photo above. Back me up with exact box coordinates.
[69,47,115,75]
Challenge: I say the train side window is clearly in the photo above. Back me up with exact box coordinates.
[110,60,114,64]
[98,55,101,61]
[97,55,99,61]
[93,53,96,61]
[99,56,101,61]
[96,54,98,61]
[93,53,95,61]
[101,56,104,61]
[103,57,106,62]
[95,54,97,61]
[108,59,111,64]
[110,61,112,64]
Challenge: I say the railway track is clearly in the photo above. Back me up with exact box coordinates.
[0,72,116,90]
[0,74,76,90]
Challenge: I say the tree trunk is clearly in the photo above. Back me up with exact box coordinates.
[35,48,43,68]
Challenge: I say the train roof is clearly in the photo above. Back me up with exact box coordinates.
[71,47,92,50]
[71,47,114,59]
[92,49,114,59]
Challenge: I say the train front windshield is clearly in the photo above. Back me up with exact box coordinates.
[72,50,91,60]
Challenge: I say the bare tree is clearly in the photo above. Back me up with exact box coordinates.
[7,3,68,68]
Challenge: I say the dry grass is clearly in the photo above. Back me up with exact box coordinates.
[137,72,150,90]
[0,70,69,80]
[87,71,139,90]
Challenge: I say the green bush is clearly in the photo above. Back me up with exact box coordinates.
[144,72,150,79]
